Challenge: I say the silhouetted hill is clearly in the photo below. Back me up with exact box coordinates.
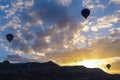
[0,61,119,80]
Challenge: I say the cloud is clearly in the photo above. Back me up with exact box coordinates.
[91,14,120,31]
[25,0,34,9]
[6,54,30,62]
[0,5,9,11]
[0,16,21,31]
[4,0,24,18]
[110,30,120,37]
[82,0,106,10]
[0,0,84,59]
[31,21,82,53]
[0,0,34,20]
[81,20,90,32]
[6,54,39,62]
[56,0,72,6]
[45,37,120,65]
[90,38,120,59]
[10,38,33,54]
[110,0,120,4]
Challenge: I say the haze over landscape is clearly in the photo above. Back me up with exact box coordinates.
[0,0,120,74]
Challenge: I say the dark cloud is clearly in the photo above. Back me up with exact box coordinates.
[110,31,120,37]
[6,55,32,62]
[8,0,82,56]
[6,54,47,63]
[21,0,69,25]
[10,38,33,54]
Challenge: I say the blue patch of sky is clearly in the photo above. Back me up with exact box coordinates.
[91,1,118,19]
[0,46,9,61]
[97,28,111,37]
[0,11,6,18]
[101,0,109,5]
[67,0,84,21]
[81,28,111,41]
[28,39,35,46]
[81,31,94,39]
[113,23,120,28]
[2,27,16,35]
[104,4,117,15]
[0,44,15,61]
[0,0,11,5]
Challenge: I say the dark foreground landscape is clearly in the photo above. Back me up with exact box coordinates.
[0,61,120,80]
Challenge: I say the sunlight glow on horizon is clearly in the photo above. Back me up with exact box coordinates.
[69,59,106,69]
[60,59,116,74]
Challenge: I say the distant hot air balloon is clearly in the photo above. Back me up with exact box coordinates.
[81,8,90,19]
[6,34,14,42]
[106,64,111,70]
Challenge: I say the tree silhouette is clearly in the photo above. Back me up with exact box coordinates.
[3,60,11,69]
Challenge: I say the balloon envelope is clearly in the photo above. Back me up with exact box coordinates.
[6,34,14,42]
[106,64,111,69]
[81,8,90,19]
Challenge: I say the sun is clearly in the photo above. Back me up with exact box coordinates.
[72,60,104,69]
[79,60,102,68]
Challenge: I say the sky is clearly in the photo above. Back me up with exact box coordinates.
[0,0,120,74]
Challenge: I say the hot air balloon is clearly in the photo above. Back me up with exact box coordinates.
[81,8,90,19]
[6,34,14,42]
[106,64,111,70]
